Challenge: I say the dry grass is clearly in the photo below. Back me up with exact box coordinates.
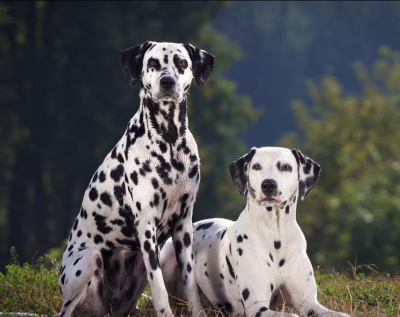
[1,249,399,317]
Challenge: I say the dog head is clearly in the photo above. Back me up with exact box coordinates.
[121,41,214,103]
[229,147,321,207]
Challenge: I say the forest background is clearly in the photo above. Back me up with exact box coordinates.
[1,1,400,275]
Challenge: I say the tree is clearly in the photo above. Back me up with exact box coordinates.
[279,47,400,274]
[0,1,257,268]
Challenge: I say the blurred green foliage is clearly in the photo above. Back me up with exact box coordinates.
[0,1,257,269]
[279,47,400,274]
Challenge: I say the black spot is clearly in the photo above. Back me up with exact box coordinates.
[80,208,88,219]
[220,273,224,279]
[237,235,243,243]
[164,54,168,64]
[106,241,116,249]
[242,288,250,301]
[73,218,79,231]
[172,159,184,172]
[225,256,235,280]
[176,224,183,231]
[149,250,158,270]
[61,273,65,285]
[77,230,82,237]
[187,263,192,273]
[238,248,243,256]
[153,193,160,206]
[100,192,113,207]
[92,172,98,183]
[76,270,81,277]
[205,271,209,277]
[220,229,227,240]
[307,310,317,317]
[151,178,159,189]
[160,309,165,314]
[117,153,124,163]
[269,253,274,262]
[89,187,98,201]
[144,241,151,252]
[285,205,290,214]
[183,232,191,247]
[136,201,141,211]
[99,171,106,182]
[259,307,268,312]
[64,299,73,307]
[145,230,151,239]
[158,141,167,153]
[270,283,273,292]
[276,161,281,170]
[188,164,199,179]
[175,240,183,254]
[94,234,104,244]
[274,241,281,249]
[279,259,285,267]
[266,207,272,211]
[244,234,248,239]
[96,257,102,269]
[111,219,124,226]
[130,171,138,185]
[67,244,73,252]
[110,164,124,182]
[93,212,113,234]
[150,272,153,280]
[114,184,126,206]
[196,222,214,231]
[73,257,82,266]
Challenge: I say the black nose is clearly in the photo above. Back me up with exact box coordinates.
[160,76,176,89]
[261,179,277,195]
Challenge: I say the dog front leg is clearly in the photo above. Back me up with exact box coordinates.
[283,256,350,317]
[138,218,173,317]
[172,215,205,317]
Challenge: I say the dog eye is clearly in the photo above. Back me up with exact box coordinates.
[178,60,187,67]
[281,164,292,172]
[252,163,262,171]
[148,60,157,66]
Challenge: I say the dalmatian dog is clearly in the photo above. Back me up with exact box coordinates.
[160,147,350,317]
[59,41,214,317]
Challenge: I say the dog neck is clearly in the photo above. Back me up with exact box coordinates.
[138,88,188,146]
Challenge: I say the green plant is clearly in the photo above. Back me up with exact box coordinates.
[0,247,62,315]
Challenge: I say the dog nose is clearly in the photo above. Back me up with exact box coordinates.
[261,179,277,195]
[160,76,176,89]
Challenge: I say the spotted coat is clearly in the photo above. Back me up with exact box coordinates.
[58,41,214,317]
[161,147,350,317]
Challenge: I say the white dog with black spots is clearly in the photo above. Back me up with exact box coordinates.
[59,41,214,317]
[161,147,350,317]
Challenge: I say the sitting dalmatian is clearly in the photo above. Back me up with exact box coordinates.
[59,41,214,317]
[160,147,350,317]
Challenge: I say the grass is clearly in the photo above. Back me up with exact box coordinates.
[0,248,399,316]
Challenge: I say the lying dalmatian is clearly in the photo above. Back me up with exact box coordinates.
[58,41,214,317]
[161,147,350,317]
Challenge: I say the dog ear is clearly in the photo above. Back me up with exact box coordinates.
[291,149,322,200]
[121,41,153,87]
[229,147,257,198]
[183,43,215,88]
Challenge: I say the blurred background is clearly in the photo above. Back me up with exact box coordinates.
[0,1,400,274]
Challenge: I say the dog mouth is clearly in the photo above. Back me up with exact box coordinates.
[258,194,282,205]
[155,92,180,102]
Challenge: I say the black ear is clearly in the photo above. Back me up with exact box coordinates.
[183,43,215,88]
[229,148,257,198]
[121,41,152,87]
[291,149,322,200]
